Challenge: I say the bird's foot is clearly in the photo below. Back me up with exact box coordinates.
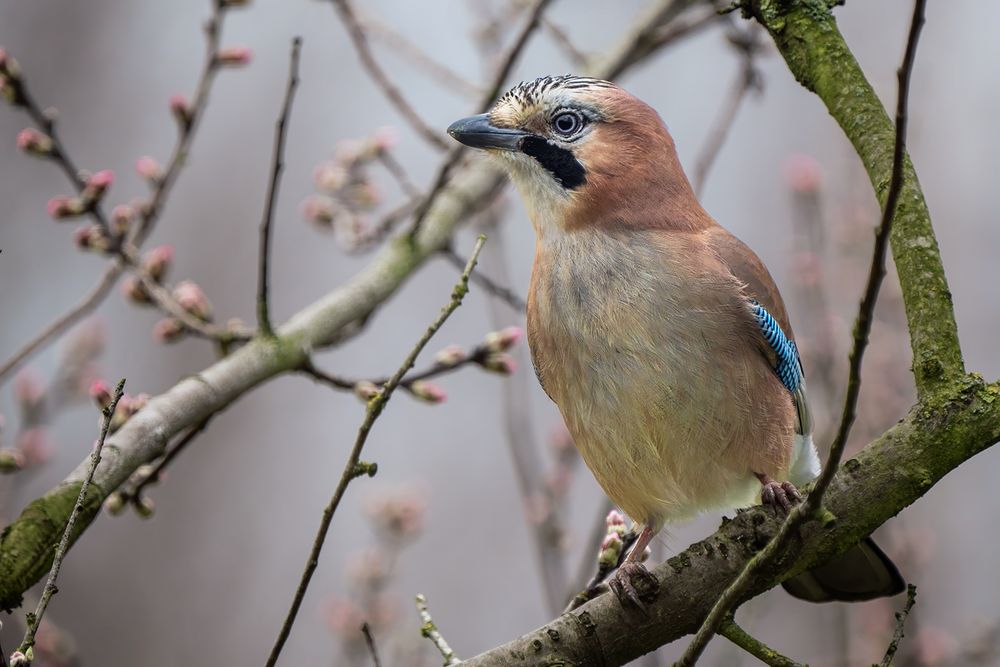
[609,561,659,610]
[756,473,802,513]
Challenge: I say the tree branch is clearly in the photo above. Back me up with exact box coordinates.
[416,594,461,666]
[717,615,805,667]
[879,584,918,667]
[257,37,302,337]
[264,236,485,667]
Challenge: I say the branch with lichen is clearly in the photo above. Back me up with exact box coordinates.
[0,0,715,611]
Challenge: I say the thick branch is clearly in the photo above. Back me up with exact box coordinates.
[745,0,963,395]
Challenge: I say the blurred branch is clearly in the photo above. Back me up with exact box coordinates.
[878,584,918,667]
[717,614,805,667]
[15,379,124,660]
[0,262,122,385]
[416,594,460,666]
[361,622,382,667]
[443,246,526,312]
[356,12,483,98]
[691,26,763,197]
[0,0,774,612]
[330,0,451,151]
[257,37,302,337]
[264,236,486,667]
[676,1,926,662]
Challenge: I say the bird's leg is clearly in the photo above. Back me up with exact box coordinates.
[608,524,660,609]
[755,472,802,513]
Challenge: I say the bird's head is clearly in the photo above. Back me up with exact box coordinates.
[448,75,700,235]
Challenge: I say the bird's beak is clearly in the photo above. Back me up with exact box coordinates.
[447,113,527,151]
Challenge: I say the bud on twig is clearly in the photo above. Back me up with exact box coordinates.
[484,326,522,352]
[301,195,336,226]
[81,169,114,205]
[409,380,446,404]
[89,379,112,409]
[480,352,516,375]
[353,380,380,402]
[172,280,213,321]
[111,204,134,235]
[169,93,192,128]
[434,344,465,367]
[598,532,624,568]
[136,155,163,184]
[73,224,109,251]
[153,318,185,343]
[121,276,153,304]
[134,494,155,518]
[104,491,126,515]
[0,448,25,473]
[48,195,86,220]
[16,127,52,156]
[217,46,252,67]
[141,245,174,282]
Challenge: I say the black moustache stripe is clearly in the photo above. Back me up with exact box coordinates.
[521,136,586,190]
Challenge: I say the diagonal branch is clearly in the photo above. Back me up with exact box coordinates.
[264,236,486,667]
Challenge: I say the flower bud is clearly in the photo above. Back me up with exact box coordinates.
[134,494,156,518]
[301,195,336,226]
[353,380,380,402]
[0,47,21,79]
[153,317,185,343]
[80,169,115,204]
[141,245,174,282]
[372,126,397,152]
[0,75,17,105]
[217,46,252,67]
[16,127,52,156]
[484,325,522,352]
[598,532,624,568]
[121,275,152,304]
[481,352,516,375]
[0,448,25,473]
[172,280,213,321]
[169,93,192,127]
[9,650,28,667]
[104,491,127,515]
[313,162,347,191]
[73,224,109,251]
[89,379,112,409]
[605,510,627,536]
[111,204,134,235]
[136,155,163,184]
[434,344,465,367]
[409,380,446,404]
[48,195,86,219]
[783,154,822,194]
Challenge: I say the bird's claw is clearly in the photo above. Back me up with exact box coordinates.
[609,561,659,610]
[760,479,802,513]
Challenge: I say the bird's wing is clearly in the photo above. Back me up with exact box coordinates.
[705,226,811,435]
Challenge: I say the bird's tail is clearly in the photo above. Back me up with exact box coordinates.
[781,536,905,603]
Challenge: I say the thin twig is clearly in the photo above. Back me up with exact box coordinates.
[16,379,125,657]
[442,246,525,311]
[407,0,553,239]
[416,594,460,665]
[0,263,122,385]
[879,584,918,667]
[258,37,302,336]
[718,615,805,667]
[674,2,926,664]
[133,269,251,343]
[542,17,587,67]
[377,150,423,201]
[264,236,487,667]
[117,417,214,507]
[330,0,450,151]
[360,622,383,667]
[356,12,483,98]
[692,28,762,197]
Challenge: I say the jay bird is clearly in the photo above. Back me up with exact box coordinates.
[448,75,903,606]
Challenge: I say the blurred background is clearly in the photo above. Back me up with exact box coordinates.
[1,1,998,665]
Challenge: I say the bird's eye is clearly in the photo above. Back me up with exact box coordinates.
[552,111,583,137]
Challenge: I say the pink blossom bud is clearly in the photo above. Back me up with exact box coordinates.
[47,195,85,219]
[81,169,114,204]
[0,47,20,79]
[121,276,152,304]
[141,245,174,282]
[313,162,347,191]
[783,153,822,194]
[484,325,522,352]
[481,352,516,375]
[434,344,466,367]
[135,155,163,183]
[372,126,397,152]
[0,448,25,473]
[111,204,134,235]
[353,380,380,402]
[598,532,624,568]
[153,317,185,343]
[301,195,336,226]
[217,46,252,67]
[605,509,627,530]
[89,379,112,409]
[172,280,213,321]
[409,380,446,404]
[345,180,380,210]
[169,93,192,127]
[16,127,52,156]
[73,224,109,251]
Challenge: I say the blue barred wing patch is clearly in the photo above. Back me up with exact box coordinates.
[750,300,803,393]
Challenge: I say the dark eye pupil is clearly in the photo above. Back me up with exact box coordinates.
[555,113,578,134]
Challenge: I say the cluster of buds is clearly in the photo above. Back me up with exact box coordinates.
[48,170,117,249]
[598,510,629,568]
[0,47,25,106]
[301,128,396,249]
[88,380,149,433]
[136,155,163,185]
[149,278,213,344]
[104,487,155,518]
[122,245,173,307]
[407,379,446,404]
[16,127,52,156]
[478,326,520,376]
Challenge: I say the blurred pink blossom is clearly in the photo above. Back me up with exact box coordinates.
[783,153,822,193]
[217,46,252,66]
